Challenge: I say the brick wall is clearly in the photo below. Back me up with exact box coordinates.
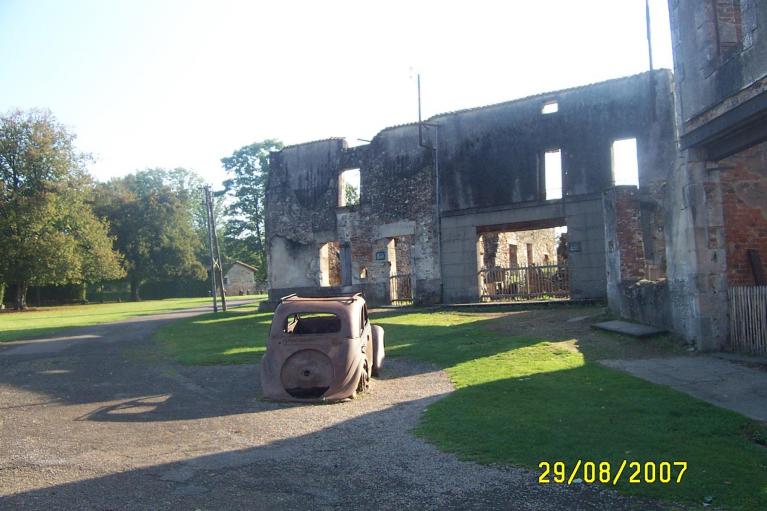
[614,186,646,281]
[720,141,767,285]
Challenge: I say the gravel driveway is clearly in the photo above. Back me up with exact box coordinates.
[0,306,670,510]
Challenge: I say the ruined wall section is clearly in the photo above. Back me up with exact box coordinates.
[341,125,441,305]
[669,0,766,125]
[266,139,345,294]
[604,186,672,328]
[663,0,767,349]
[265,127,440,305]
[431,71,675,213]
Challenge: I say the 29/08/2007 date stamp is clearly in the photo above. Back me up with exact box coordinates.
[538,460,687,485]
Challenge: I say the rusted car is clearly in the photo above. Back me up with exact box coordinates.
[260,293,384,402]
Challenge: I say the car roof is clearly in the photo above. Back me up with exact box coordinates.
[275,293,365,317]
[279,292,364,305]
[272,294,366,336]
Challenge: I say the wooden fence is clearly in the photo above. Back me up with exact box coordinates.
[728,285,767,354]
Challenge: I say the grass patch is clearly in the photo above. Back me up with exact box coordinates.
[156,303,271,365]
[0,296,263,342]
[155,305,767,509]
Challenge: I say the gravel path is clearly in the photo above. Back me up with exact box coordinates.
[0,306,671,510]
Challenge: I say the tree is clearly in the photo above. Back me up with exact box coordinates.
[221,140,282,282]
[94,168,206,301]
[344,183,359,206]
[0,109,124,309]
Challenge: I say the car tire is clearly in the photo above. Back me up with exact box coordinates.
[356,359,370,395]
[371,325,385,377]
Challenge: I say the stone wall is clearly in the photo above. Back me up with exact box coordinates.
[478,229,558,269]
[266,128,440,306]
[664,0,767,349]
[265,71,676,307]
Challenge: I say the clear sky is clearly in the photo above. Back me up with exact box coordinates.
[0,0,673,186]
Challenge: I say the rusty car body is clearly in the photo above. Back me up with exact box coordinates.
[260,293,384,402]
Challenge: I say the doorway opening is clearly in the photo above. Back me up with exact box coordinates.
[387,235,414,304]
[476,221,569,301]
[319,241,342,287]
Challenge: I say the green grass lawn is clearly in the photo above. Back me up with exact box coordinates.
[156,303,272,365]
[0,295,263,342]
[156,304,767,510]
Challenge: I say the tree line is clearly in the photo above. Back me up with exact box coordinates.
[0,109,281,309]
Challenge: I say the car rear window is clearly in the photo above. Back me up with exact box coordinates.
[283,313,342,335]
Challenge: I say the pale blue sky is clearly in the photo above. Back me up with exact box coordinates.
[0,0,673,185]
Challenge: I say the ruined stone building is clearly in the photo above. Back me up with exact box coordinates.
[655,0,767,351]
[264,3,767,353]
[588,0,767,352]
[264,1,767,353]
[265,70,676,307]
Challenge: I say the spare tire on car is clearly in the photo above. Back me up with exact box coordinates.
[260,293,385,402]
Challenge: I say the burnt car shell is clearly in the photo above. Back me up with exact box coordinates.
[260,294,383,402]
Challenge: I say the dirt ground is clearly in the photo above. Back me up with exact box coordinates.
[0,306,675,510]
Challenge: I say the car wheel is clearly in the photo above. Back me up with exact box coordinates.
[371,325,385,377]
[356,360,370,394]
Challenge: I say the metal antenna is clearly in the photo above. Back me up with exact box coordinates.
[645,0,654,71]
[418,74,424,147]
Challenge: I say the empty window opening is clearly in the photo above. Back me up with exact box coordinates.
[339,168,360,207]
[319,241,342,287]
[612,138,639,187]
[544,149,563,200]
[284,312,341,335]
[542,100,558,114]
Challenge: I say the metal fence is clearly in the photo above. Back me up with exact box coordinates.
[728,285,767,354]
[479,264,569,301]
[389,274,413,304]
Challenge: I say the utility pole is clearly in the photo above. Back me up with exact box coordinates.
[210,190,227,312]
[203,186,226,312]
[416,73,443,303]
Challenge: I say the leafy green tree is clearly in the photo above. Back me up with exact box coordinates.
[94,168,206,301]
[220,139,282,282]
[0,109,124,309]
[344,183,359,206]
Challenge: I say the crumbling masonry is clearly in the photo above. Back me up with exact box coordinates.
[265,71,677,308]
[265,1,767,353]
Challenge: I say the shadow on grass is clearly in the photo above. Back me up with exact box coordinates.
[416,363,767,510]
